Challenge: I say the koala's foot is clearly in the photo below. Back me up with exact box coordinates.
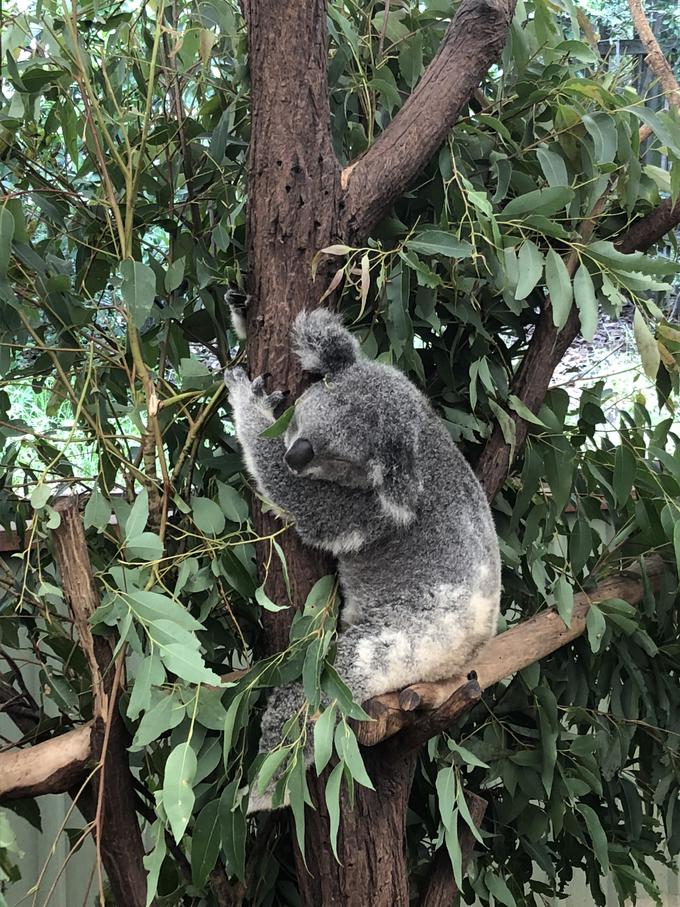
[224,367,288,421]
[246,783,290,815]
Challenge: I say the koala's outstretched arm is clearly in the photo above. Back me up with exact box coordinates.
[224,368,302,515]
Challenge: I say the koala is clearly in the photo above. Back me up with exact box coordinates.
[224,309,501,811]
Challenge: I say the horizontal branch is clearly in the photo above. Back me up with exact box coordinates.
[355,556,665,746]
[0,725,92,800]
[616,196,680,254]
[342,0,516,240]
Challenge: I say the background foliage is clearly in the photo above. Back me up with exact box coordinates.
[0,0,679,904]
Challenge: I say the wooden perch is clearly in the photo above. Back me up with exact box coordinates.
[342,0,517,239]
[354,556,665,746]
[0,725,93,800]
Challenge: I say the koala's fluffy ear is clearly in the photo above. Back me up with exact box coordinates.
[371,425,422,529]
[292,309,359,376]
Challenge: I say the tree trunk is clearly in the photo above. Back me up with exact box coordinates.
[241,1,517,902]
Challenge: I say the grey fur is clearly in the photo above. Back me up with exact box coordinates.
[224,309,501,812]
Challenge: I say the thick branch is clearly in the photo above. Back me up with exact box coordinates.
[356,556,664,745]
[0,725,92,800]
[342,0,517,240]
[617,196,680,254]
[628,0,680,110]
[53,498,149,907]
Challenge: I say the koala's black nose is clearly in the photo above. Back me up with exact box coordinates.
[284,438,314,473]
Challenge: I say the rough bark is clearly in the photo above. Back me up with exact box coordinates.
[296,746,419,907]
[52,499,149,907]
[420,792,487,907]
[242,0,340,653]
[616,196,680,254]
[628,0,680,110]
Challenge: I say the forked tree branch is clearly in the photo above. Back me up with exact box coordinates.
[342,0,517,240]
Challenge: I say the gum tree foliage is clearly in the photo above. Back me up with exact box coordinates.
[0,0,679,905]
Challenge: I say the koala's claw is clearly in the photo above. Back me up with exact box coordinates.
[246,373,288,418]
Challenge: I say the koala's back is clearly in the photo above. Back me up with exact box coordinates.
[336,362,500,689]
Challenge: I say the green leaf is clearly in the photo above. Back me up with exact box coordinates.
[514,240,544,301]
[334,723,374,789]
[633,309,660,379]
[84,488,112,532]
[143,820,167,907]
[165,257,186,293]
[573,264,598,341]
[192,497,226,536]
[555,575,574,628]
[325,761,344,863]
[508,395,548,428]
[586,604,607,653]
[127,652,165,721]
[126,532,163,562]
[132,692,185,748]
[125,590,202,631]
[255,585,290,612]
[406,231,473,258]
[444,821,463,890]
[159,643,222,685]
[545,249,573,329]
[30,483,51,510]
[191,799,221,889]
[260,405,295,438]
[583,112,617,164]
[219,782,246,881]
[501,187,573,219]
[675,521,680,580]
[577,803,610,873]
[536,145,569,188]
[304,575,335,615]
[217,481,249,523]
[120,259,156,329]
[125,488,149,539]
[0,207,15,277]
[613,444,636,508]
[535,685,558,796]
[162,742,198,843]
[257,747,291,794]
[313,704,337,775]
[486,871,517,907]
[223,693,245,766]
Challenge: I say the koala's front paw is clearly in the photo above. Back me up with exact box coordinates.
[223,365,251,395]
[251,374,289,419]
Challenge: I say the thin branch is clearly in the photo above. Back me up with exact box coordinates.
[342,0,517,240]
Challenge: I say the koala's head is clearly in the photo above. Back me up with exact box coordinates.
[282,309,423,527]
